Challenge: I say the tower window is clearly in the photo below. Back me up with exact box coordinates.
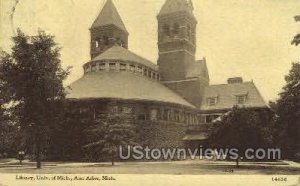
[103,35,109,45]
[163,24,170,36]
[187,24,191,39]
[173,23,180,35]
[95,41,99,48]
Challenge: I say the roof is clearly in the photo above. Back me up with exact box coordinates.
[158,0,194,16]
[186,59,209,79]
[91,0,127,32]
[67,72,196,109]
[91,45,158,70]
[200,82,267,111]
[183,133,208,141]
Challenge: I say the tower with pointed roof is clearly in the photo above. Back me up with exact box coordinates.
[157,0,197,81]
[90,0,129,59]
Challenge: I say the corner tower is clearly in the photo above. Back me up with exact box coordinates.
[157,0,197,81]
[90,0,129,59]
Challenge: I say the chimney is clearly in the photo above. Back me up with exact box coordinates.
[227,77,243,84]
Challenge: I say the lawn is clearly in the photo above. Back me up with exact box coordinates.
[0,160,299,175]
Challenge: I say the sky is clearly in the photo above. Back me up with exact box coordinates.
[1,0,300,102]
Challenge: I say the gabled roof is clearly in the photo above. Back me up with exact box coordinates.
[91,45,158,70]
[200,82,267,111]
[158,0,194,16]
[91,0,127,32]
[67,72,196,109]
[186,59,209,79]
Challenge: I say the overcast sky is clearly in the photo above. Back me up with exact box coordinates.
[1,0,300,102]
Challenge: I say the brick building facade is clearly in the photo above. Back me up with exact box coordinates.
[67,0,268,149]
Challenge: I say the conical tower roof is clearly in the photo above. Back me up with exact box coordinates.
[91,0,127,33]
[158,0,194,16]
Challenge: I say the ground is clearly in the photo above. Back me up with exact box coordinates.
[0,159,299,175]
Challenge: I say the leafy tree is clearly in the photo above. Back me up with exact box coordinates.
[0,49,19,158]
[273,62,300,159]
[0,29,70,168]
[208,107,274,167]
[292,15,300,46]
[83,112,137,165]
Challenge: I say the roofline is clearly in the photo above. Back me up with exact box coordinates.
[84,59,158,72]
[208,81,254,87]
[89,24,129,35]
[199,106,269,114]
[66,97,198,111]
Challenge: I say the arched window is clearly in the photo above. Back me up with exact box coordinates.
[163,24,170,36]
[103,35,109,45]
[173,23,180,35]
[187,24,191,39]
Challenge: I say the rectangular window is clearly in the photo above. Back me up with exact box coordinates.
[205,115,220,123]
[122,106,132,114]
[130,65,135,72]
[236,95,247,105]
[91,63,97,72]
[109,63,116,71]
[138,113,146,121]
[120,63,127,71]
[137,66,143,74]
[99,63,106,71]
[207,97,218,106]
[144,69,148,76]
[148,71,152,78]
[109,106,118,113]
[150,109,158,121]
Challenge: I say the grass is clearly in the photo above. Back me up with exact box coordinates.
[0,160,299,175]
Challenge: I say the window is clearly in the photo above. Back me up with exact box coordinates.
[109,106,118,113]
[163,24,170,36]
[122,106,132,114]
[120,63,127,71]
[173,23,180,35]
[99,63,106,71]
[109,63,116,71]
[138,113,146,121]
[144,69,148,76]
[148,71,152,78]
[130,65,135,72]
[95,41,99,48]
[152,72,156,79]
[91,63,97,72]
[150,109,158,121]
[207,97,218,106]
[102,35,109,45]
[187,24,191,39]
[236,95,247,105]
[137,66,143,74]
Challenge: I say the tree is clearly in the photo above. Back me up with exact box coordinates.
[273,62,300,159]
[208,107,274,167]
[83,112,137,165]
[292,15,300,46]
[0,29,70,168]
[0,49,19,158]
